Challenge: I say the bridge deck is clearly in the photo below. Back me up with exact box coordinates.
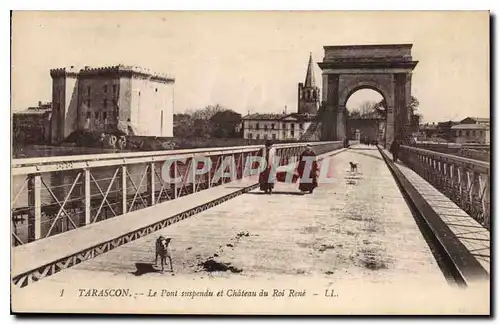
[12,147,346,279]
[12,146,490,314]
[69,147,444,281]
[379,148,490,275]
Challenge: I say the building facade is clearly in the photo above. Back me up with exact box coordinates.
[50,65,175,143]
[451,117,490,144]
[242,113,314,141]
[13,101,52,145]
[346,116,385,144]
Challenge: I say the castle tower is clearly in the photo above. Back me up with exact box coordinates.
[50,66,80,144]
[297,53,320,114]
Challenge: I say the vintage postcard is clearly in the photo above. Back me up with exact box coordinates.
[10,10,491,315]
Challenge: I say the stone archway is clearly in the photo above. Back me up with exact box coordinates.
[318,44,418,147]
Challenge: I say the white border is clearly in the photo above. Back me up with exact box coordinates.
[2,1,498,324]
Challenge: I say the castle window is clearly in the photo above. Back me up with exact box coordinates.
[256,123,260,130]
[87,99,91,108]
[291,123,295,129]
[103,99,108,108]
[103,112,107,120]
[103,85,108,93]
[87,86,91,97]
[95,112,99,119]
[86,112,90,119]
[264,125,268,131]
[248,133,253,139]
[113,85,117,95]
[300,123,304,130]
[272,134,276,140]
[271,123,275,130]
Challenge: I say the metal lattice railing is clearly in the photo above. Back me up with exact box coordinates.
[399,145,491,230]
[11,141,343,246]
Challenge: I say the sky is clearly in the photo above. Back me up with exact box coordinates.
[11,11,489,123]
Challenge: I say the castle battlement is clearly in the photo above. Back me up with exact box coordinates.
[50,65,175,83]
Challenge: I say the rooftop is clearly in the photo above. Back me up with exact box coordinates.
[461,117,490,123]
[14,109,51,116]
[242,112,316,122]
[451,124,490,130]
[242,113,287,120]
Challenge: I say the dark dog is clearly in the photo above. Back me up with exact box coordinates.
[349,162,358,172]
[155,236,173,273]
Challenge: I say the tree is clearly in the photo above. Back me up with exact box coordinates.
[173,113,195,138]
[210,109,242,138]
[358,101,378,116]
[373,95,420,120]
[408,96,420,116]
[374,99,387,118]
[173,104,242,139]
[190,104,224,120]
[349,100,383,119]
[192,118,214,138]
[408,96,421,133]
[409,113,423,134]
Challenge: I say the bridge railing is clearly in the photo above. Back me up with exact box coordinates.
[11,141,343,246]
[399,145,490,229]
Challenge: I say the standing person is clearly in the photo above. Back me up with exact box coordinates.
[390,137,401,163]
[259,140,276,194]
[297,144,319,194]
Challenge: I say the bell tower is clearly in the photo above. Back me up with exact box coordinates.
[297,53,320,114]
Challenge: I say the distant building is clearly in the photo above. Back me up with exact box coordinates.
[13,101,52,145]
[297,53,320,115]
[50,65,175,143]
[418,123,438,139]
[436,121,460,141]
[242,113,315,140]
[241,54,319,141]
[459,117,490,126]
[417,122,459,141]
[347,111,385,143]
[451,117,490,144]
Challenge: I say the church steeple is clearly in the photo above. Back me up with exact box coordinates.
[304,52,315,88]
[297,53,320,115]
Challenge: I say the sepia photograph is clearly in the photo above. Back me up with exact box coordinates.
[9,10,491,315]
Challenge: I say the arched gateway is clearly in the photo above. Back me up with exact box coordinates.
[318,44,418,147]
